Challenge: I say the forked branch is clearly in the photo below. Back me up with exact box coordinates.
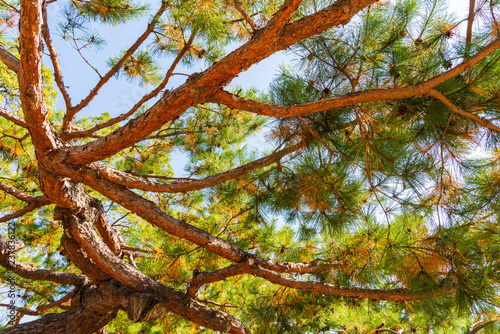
[54,163,351,276]
[62,31,197,141]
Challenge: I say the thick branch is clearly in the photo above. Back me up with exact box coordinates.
[0,108,27,128]
[57,205,250,334]
[246,264,456,302]
[62,1,168,130]
[208,37,500,117]
[93,203,124,257]
[52,0,377,165]
[0,281,124,334]
[95,141,304,192]
[19,0,59,154]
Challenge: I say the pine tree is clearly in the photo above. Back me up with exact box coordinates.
[0,0,499,333]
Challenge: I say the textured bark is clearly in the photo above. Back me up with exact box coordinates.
[56,201,251,334]
[18,0,58,154]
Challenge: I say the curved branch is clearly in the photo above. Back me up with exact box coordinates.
[466,320,498,334]
[19,0,59,154]
[95,141,305,192]
[62,1,168,131]
[246,264,456,302]
[188,258,456,302]
[208,37,500,118]
[427,89,500,132]
[57,204,250,334]
[0,199,51,223]
[0,181,45,203]
[0,182,52,222]
[53,163,347,275]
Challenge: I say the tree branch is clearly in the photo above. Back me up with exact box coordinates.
[466,320,497,334]
[208,37,500,117]
[53,163,347,276]
[233,0,257,31]
[187,258,456,302]
[0,108,27,128]
[0,290,73,317]
[42,1,72,111]
[19,0,59,154]
[427,89,500,133]
[57,204,251,334]
[61,1,168,131]
[94,141,305,192]
[465,0,477,59]
[0,44,20,74]
[0,181,44,203]
[0,236,87,286]
[0,199,51,223]
[0,182,52,222]
[91,200,124,257]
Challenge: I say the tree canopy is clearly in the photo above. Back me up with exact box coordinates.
[0,0,500,333]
